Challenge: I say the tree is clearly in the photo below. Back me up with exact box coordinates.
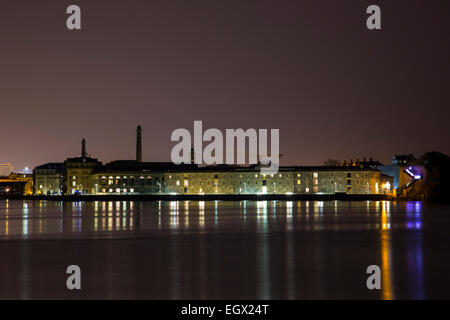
[419,151,450,203]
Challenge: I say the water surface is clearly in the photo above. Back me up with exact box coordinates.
[0,200,449,299]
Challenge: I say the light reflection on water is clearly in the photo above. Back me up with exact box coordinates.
[0,200,429,238]
[0,199,435,299]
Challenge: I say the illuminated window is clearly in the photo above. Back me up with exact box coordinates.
[313,172,318,178]
[176,180,180,186]
[255,174,258,178]
[184,180,188,186]
[305,187,310,193]
[297,173,301,177]
[279,174,282,177]
[297,180,301,185]
[314,179,318,185]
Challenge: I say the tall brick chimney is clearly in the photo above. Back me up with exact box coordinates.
[81,138,86,158]
[136,125,142,162]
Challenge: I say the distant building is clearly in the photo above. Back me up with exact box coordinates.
[0,173,33,195]
[0,163,13,177]
[89,162,380,195]
[33,163,63,195]
[31,126,383,196]
[63,139,102,195]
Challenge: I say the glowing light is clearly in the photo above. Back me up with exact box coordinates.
[405,168,422,180]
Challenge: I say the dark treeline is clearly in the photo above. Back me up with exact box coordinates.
[420,151,450,203]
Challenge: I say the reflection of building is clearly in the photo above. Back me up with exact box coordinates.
[0,173,33,195]
[0,163,13,177]
[31,126,383,196]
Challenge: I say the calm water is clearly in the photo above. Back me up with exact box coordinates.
[0,199,449,299]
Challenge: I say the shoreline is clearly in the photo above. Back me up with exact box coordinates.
[0,194,391,202]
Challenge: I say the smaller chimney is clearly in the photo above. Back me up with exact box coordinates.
[136,126,142,162]
[81,139,86,158]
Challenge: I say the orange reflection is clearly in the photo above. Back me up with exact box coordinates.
[380,201,394,300]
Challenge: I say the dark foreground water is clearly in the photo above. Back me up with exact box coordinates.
[0,199,449,299]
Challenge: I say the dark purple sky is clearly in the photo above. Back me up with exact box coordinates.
[1,0,449,171]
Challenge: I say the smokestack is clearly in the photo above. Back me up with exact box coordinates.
[81,138,86,158]
[136,125,142,162]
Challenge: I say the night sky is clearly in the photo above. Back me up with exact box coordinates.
[1,0,449,171]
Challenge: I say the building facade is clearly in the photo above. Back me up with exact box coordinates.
[0,173,33,195]
[88,163,380,195]
[31,127,385,196]
[64,156,101,194]
[33,163,63,195]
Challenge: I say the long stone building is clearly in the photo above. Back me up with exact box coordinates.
[33,126,383,196]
